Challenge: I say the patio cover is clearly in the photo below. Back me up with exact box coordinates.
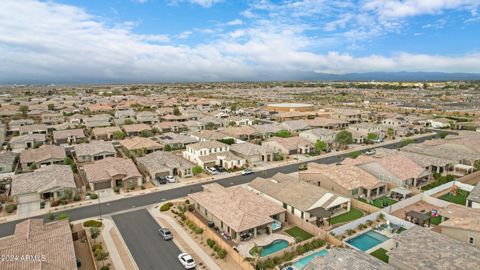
[390,187,412,196]
[405,210,430,222]
[308,207,333,218]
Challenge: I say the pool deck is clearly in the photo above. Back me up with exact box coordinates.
[291,248,328,270]
[237,233,295,258]
[343,229,393,253]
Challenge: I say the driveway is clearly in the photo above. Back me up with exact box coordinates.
[16,201,40,217]
[112,209,186,270]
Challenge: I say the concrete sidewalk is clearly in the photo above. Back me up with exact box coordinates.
[148,205,222,270]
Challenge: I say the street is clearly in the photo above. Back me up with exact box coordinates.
[0,133,440,237]
[112,209,185,270]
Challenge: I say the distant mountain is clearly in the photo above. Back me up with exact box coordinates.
[310,71,480,82]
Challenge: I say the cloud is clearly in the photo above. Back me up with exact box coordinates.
[363,0,479,18]
[226,19,243,26]
[177,31,192,39]
[0,0,479,84]
[171,0,223,8]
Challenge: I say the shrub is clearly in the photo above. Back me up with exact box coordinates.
[50,201,60,207]
[207,239,215,248]
[218,249,227,259]
[5,204,17,213]
[89,193,98,200]
[83,220,103,227]
[296,245,305,255]
[73,194,81,201]
[113,186,120,193]
[160,202,174,212]
[91,243,103,252]
[100,266,110,270]
[56,213,69,220]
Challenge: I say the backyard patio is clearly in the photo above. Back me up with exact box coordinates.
[329,208,364,225]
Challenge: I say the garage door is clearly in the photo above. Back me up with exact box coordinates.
[93,181,112,190]
[17,193,41,204]
[155,171,170,178]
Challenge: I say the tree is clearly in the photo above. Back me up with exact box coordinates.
[335,130,353,146]
[94,249,109,261]
[19,105,28,116]
[112,131,125,140]
[387,128,394,138]
[164,144,172,151]
[192,166,203,175]
[123,119,134,125]
[275,130,291,138]
[315,140,327,153]
[90,227,100,241]
[140,130,153,137]
[367,133,378,141]
[173,106,181,116]
[205,122,216,130]
[47,103,55,111]
[228,121,236,127]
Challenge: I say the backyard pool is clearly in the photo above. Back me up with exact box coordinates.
[292,249,329,269]
[251,239,289,257]
[345,230,389,251]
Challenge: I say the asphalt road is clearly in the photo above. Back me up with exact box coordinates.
[112,209,185,270]
[0,133,442,237]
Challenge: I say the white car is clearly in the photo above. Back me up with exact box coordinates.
[365,149,376,155]
[166,175,176,183]
[205,167,218,175]
[178,253,196,269]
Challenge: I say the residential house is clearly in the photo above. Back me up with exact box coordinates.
[83,114,112,128]
[11,165,76,204]
[136,111,159,124]
[262,136,313,156]
[348,123,383,143]
[114,108,136,124]
[41,112,64,125]
[439,204,480,248]
[156,132,198,149]
[74,140,116,163]
[183,141,245,169]
[120,137,162,154]
[136,151,195,179]
[0,219,77,270]
[304,248,396,270]
[161,114,189,122]
[299,163,388,200]
[52,128,87,145]
[189,183,286,243]
[252,123,282,138]
[279,120,311,133]
[9,119,34,133]
[381,115,407,126]
[20,145,66,170]
[81,157,143,190]
[389,226,480,270]
[9,134,46,153]
[221,126,260,141]
[18,124,47,135]
[122,123,152,137]
[272,111,317,121]
[92,126,122,140]
[305,117,349,130]
[230,142,275,164]
[0,151,17,174]
[190,130,231,142]
[427,118,452,128]
[299,128,336,144]
[332,108,362,124]
[247,173,351,224]
[154,121,187,133]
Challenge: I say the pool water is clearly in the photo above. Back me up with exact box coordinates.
[346,230,389,251]
[292,249,329,269]
[252,239,289,257]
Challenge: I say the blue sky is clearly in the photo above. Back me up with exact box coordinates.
[0,0,480,83]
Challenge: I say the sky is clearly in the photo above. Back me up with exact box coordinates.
[1,0,480,83]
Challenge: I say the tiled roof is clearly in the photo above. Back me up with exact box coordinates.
[11,165,75,195]
[440,204,480,232]
[188,140,228,151]
[120,137,161,150]
[53,128,86,140]
[83,157,141,183]
[136,151,194,174]
[304,163,381,190]
[305,248,395,270]
[188,183,285,232]
[74,140,116,157]
[0,219,77,270]
[20,145,66,164]
[122,123,151,133]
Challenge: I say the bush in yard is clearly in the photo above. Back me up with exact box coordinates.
[113,186,120,193]
[160,202,173,212]
[50,200,60,207]
[83,220,103,227]
[296,245,305,255]
[218,249,227,259]
[100,266,110,270]
[91,243,103,252]
[207,239,215,248]
[192,166,203,175]
[56,213,69,220]
[94,249,109,261]
[89,193,98,199]
[73,194,81,201]
[5,204,17,213]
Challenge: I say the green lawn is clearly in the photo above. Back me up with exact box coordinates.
[370,248,389,263]
[329,208,364,225]
[370,196,397,208]
[430,214,443,225]
[285,226,313,242]
[439,190,469,205]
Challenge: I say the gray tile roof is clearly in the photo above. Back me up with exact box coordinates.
[74,140,116,157]
[136,151,194,175]
[305,248,396,270]
[11,165,75,195]
[20,145,66,164]
[467,182,480,203]
[389,226,480,270]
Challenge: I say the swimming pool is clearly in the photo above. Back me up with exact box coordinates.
[251,239,289,257]
[292,249,329,269]
[345,230,389,251]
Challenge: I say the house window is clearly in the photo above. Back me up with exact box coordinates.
[291,207,295,214]
[301,211,304,219]
[352,189,358,196]
[469,236,475,245]
[283,203,287,209]
[205,209,208,216]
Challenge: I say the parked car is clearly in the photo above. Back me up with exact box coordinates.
[213,165,225,173]
[298,164,308,170]
[373,138,383,143]
[158,227,173,240]
[178,253,196,269]
[166,175,176,183]
[156,177,168,185]
[242,168,253,175]
[205,167,218,175]
[365,149,376,155]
